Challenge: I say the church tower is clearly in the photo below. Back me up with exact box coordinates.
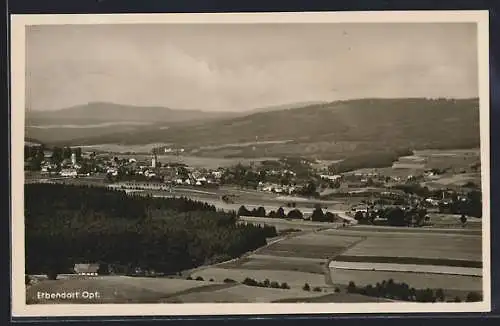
[151,149,158,168]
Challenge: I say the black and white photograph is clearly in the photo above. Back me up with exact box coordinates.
[11,11,490,317]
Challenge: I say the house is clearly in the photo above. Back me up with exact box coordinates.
[320,174,342,181]
[73,263,101,276]
[211,171,223,179]
[60,169,77,177]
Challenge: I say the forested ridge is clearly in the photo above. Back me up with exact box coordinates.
[25,184,277,277]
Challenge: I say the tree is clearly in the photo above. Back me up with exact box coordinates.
[311,207,325,222]
[74,147,83,161]
[354,211,365,221]
[297,181,318,198]
[270,281,280,289]
[435,289,445,302]
[287,209,303,220]
[47,270,58,280]
[386,207,406,226]
[325,212,336,222]
[51,147,63,165]
[238,205,251,217]
[276,207,286,219]
[256,206,266,217]
[466,191,482,218]
[347,281,357,293]
[466,292,482,302]
[281,282,290,289]
[62,146,72,160]
[460,215,467,227]
[302,283,310,291]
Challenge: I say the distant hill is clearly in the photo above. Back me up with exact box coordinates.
[248,101,328,114]
[25,102,243,143]
[26,102,238,125]
[64,98,480,152]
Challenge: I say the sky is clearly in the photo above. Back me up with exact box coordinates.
[25,22,479,112]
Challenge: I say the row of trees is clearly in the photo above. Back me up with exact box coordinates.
[25,184,277,278]
[346,279,482,303]
[237,205,339,223]
[242,277,290,290]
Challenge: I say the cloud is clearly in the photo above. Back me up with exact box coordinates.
[25,23,478,111]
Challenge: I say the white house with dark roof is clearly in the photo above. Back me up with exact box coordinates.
[73,263,100,276]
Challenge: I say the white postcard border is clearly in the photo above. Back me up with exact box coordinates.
[10,10,491,317]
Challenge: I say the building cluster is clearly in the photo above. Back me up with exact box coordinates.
[40,153,82,177]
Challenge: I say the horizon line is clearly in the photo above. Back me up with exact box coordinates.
[27,96,480,113]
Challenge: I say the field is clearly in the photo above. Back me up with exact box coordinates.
[190,267,327,289]
[258,233,363,259]
[165,284,325,303]
[328,269,481,293]
[27,276,225,304]
[26,212,484,303]
[339,232,482,263]
[184,222,483,302]
[350,148,481,181]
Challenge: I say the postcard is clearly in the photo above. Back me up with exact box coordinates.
[11,10,490,317]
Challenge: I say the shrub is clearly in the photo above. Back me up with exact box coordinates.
[270,281,280,289]
[303,283,311,291]
[186,276,193,280]
[313,287,322,292]
[243,277,259,287]
[209,278,214,282]
[223,278,236,284]
[263,279,270,287]
[281,282,290,290]
[195,276,204,281]
[334,287,341,293]
[454,296,462,303]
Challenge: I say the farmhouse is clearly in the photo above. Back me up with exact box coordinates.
[73,263,102,276]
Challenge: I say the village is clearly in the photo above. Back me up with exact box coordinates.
[24,143,482,227]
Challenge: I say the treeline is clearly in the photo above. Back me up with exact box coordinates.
[328,148,413,174]
[346,279,482,303]
[237,205,339,223]
[25,184,277,277]
[438,191,482,218]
